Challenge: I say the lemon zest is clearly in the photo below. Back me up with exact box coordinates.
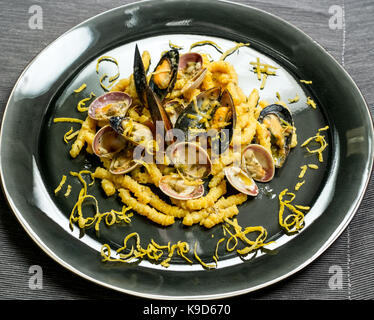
[77,92,96,112]
[54,175,67,194]
[53,117,84,124]
[73,83,87,93]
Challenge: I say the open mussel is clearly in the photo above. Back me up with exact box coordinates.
[174,88,236,154]
[258,104,294,168]
[224,166,259,197]
[242,144,275,182]
[88,92,132,121]
[149,49,179,102]
[210,89,237,154]
[178,52,207,95]
[159,174,204,200]
[109,116,154,151]
[133,44,148,107]
[133,45,175,144]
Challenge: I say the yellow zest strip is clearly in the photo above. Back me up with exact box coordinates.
[214,237,226,262]
[194,242,216,269]
[223,218,273,255]
[53,117,84,124]
[77,92,96,112]
[276,92,281,101]
[73,83,87,93]
[65,129,80,143]
[54,175,67,194]
[189,40,223,54]
[308,164,319,169]
[295,205,310,210]
[96,56,120,91]
[220,42,250,61]
[169,40,183,50]
[288,93,300,103]
[63,127,74,143]
[306,96,317,109]
[101,233,193,268]
[301,126,329,162]
[64,185,72,197]
[278,189,306,233]
[260,73,267,90]
[294,180,305,191]
[250,58,278,80]
[300,80,313,84]
[298,165,308,179]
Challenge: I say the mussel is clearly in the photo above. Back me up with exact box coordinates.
[224,166,259,196]
[109,116,154,150]
[178,53,207,95]
[88,92,132,121]
[159,174,204,200]
[133,44,148,107]
[167,141,212,180]
[258,104,294,168]
[133,46,175,143]
[242,144,275,182]
[174,88,236,154]
[148,49,179,102]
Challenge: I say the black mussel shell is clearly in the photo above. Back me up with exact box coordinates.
[149,49,179,102]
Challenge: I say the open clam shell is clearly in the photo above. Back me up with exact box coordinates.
[88,92,132,121]
[258,104,294,168]
[178,53,207,95]
[109,147,140,175]
[242,144,275,182]
[178,52,203,71]
[159,174,204,200]
[167,141,212,180]
[224,166,259,196]
[92,125,126,159]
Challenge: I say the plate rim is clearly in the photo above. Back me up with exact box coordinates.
[0,0,373,300]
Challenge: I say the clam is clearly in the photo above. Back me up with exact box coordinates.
[242,144,275,182]
[178,53,207,95]
[149,49,179,102]
[109,116,154,150]
[224,166,259,196]
[92,125,126,158]
[258,104,294,168]
[88,92,132,121]
[109,146,140,175]
[159,174,204,200]
[167,141,212,180]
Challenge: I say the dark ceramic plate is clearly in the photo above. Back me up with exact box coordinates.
[0,0,373,299]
